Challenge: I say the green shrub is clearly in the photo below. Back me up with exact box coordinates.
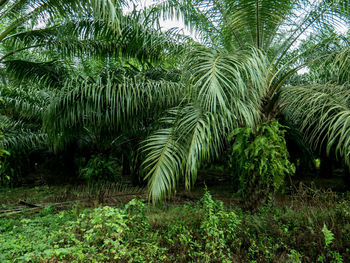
[0,131,10,186]
[199,191,241,262]
[228,120,295,208]
[79,155,120,183]
[0,191,349,262]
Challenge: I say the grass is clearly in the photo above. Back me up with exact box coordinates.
[0,183,349,262]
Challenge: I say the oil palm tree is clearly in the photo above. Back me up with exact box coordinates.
[139,0,350,202]
[0,0,183,148]
[0,0,187,185]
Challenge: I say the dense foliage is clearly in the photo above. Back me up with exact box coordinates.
[0,0,349,261]
[229,121,295,208]
[79,155,121,183]
[0,131,9,185]
[0,0,349,201]
[1,192,349,262]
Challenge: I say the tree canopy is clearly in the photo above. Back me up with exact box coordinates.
[0,0,349,202]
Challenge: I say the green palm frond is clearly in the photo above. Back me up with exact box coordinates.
[325,0,350,23]
[186,47,269,126]
[44,73,184,151]
[0,0,82,42]
[142,102,226,202]
[223,0,298,49]
[0,0,134,67]
[4,60,67,87]
[177,104,223,189]
[145,0,218,44]
[149,0,341,49]
[280,84,350,167]
[89,0,131,34]
[0,116,46,152]
[331,46,350,83]
[142,126,186,203]
[0,85,51,121]
[2,14,182,65]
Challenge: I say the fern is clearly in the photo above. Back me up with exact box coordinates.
[322,224,335,248]
[228,120,295,202]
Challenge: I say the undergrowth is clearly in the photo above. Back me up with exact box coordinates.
[0,191,349,262]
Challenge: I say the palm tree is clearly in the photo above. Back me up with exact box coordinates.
[139,0,350,202]
[0,0,186,185]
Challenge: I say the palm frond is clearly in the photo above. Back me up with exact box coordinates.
[142,103,226,202]
[142,126,186,203]
[223,0,298,50]
[177,104,223,189]
[44,73,184,151]
[0,85,51,121]
[145,0,219,44]
[4,60,67,87]
[3,14,183,65]
[186,46,269,127]
[0,116,46,152]
[280,84,350,168]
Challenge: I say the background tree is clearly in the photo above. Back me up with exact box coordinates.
[0,0,187,185]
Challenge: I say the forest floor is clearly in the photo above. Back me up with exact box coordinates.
[0,171,348,217]
[0,173,349,262]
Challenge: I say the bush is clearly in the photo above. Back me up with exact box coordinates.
[0,131,10,186]
[228,120,295,209]
[79,155,120,183]
[0,191,349,262]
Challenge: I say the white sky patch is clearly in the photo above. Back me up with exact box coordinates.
[335,24,349,35]
[297,67,310,75]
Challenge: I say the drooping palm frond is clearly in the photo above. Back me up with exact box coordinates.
[173,104,223,188]
[142,103,225,202]
[0,116,46,152]
[4,60,67,87]
[149,0,342,50]
[280,84,350,168]
[89,0,126,31]
[0,0,122,26]
[2,12,184,68]
[145,0,219,44]
[326,0,350,21]
[0,85,51,121]
[0,83,51,152]
[296,32,350,85]
[185,46,269,126]
[44,73,184,152]
[0,0,137,75]
[142,126,186,202]
[331,45,350,83]
[0,0,83,43]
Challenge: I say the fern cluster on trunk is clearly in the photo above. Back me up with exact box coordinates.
[228,120,295,210]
